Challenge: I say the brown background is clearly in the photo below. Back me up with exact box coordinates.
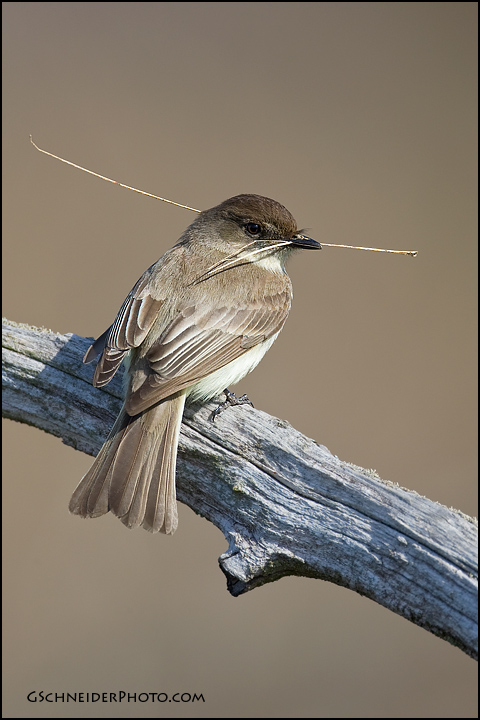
[3,3,477,718]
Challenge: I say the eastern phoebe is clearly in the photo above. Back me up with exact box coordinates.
[69,194,320,534]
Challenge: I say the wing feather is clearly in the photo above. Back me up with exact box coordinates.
[85,262,165,388]
[125,288,291,415]
[86,249,292,412]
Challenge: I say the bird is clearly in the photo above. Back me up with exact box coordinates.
[69,194,321,534]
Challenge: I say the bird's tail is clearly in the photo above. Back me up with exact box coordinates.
[69,392,186,534]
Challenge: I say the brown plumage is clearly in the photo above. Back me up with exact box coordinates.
[69,194,320,533]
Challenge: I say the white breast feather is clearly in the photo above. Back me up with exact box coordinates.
[186,332,280,402]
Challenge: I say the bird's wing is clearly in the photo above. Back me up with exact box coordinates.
[125,288,291,415]
[84,263,164,388]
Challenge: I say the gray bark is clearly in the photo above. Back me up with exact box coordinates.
[2,318,478,659]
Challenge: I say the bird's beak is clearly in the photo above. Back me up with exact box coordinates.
[290,233,321,250]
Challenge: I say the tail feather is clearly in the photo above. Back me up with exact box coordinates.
[69,392,186,534]
[108,416,152,522]
[69,410,130,518]
[143,408,182,533]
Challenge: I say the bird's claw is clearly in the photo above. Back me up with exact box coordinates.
[211,389,254,422]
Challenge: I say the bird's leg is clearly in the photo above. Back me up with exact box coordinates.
[211,388,254,422]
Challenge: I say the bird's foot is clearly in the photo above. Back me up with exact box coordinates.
[211,388,254,422]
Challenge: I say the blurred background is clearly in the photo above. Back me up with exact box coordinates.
[2,3,477,717]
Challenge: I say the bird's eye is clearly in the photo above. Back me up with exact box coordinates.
[245,222,261,236]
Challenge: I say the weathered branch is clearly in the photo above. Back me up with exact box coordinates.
[2,318,478,659]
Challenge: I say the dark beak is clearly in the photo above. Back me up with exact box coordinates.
[290,233,321,250]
